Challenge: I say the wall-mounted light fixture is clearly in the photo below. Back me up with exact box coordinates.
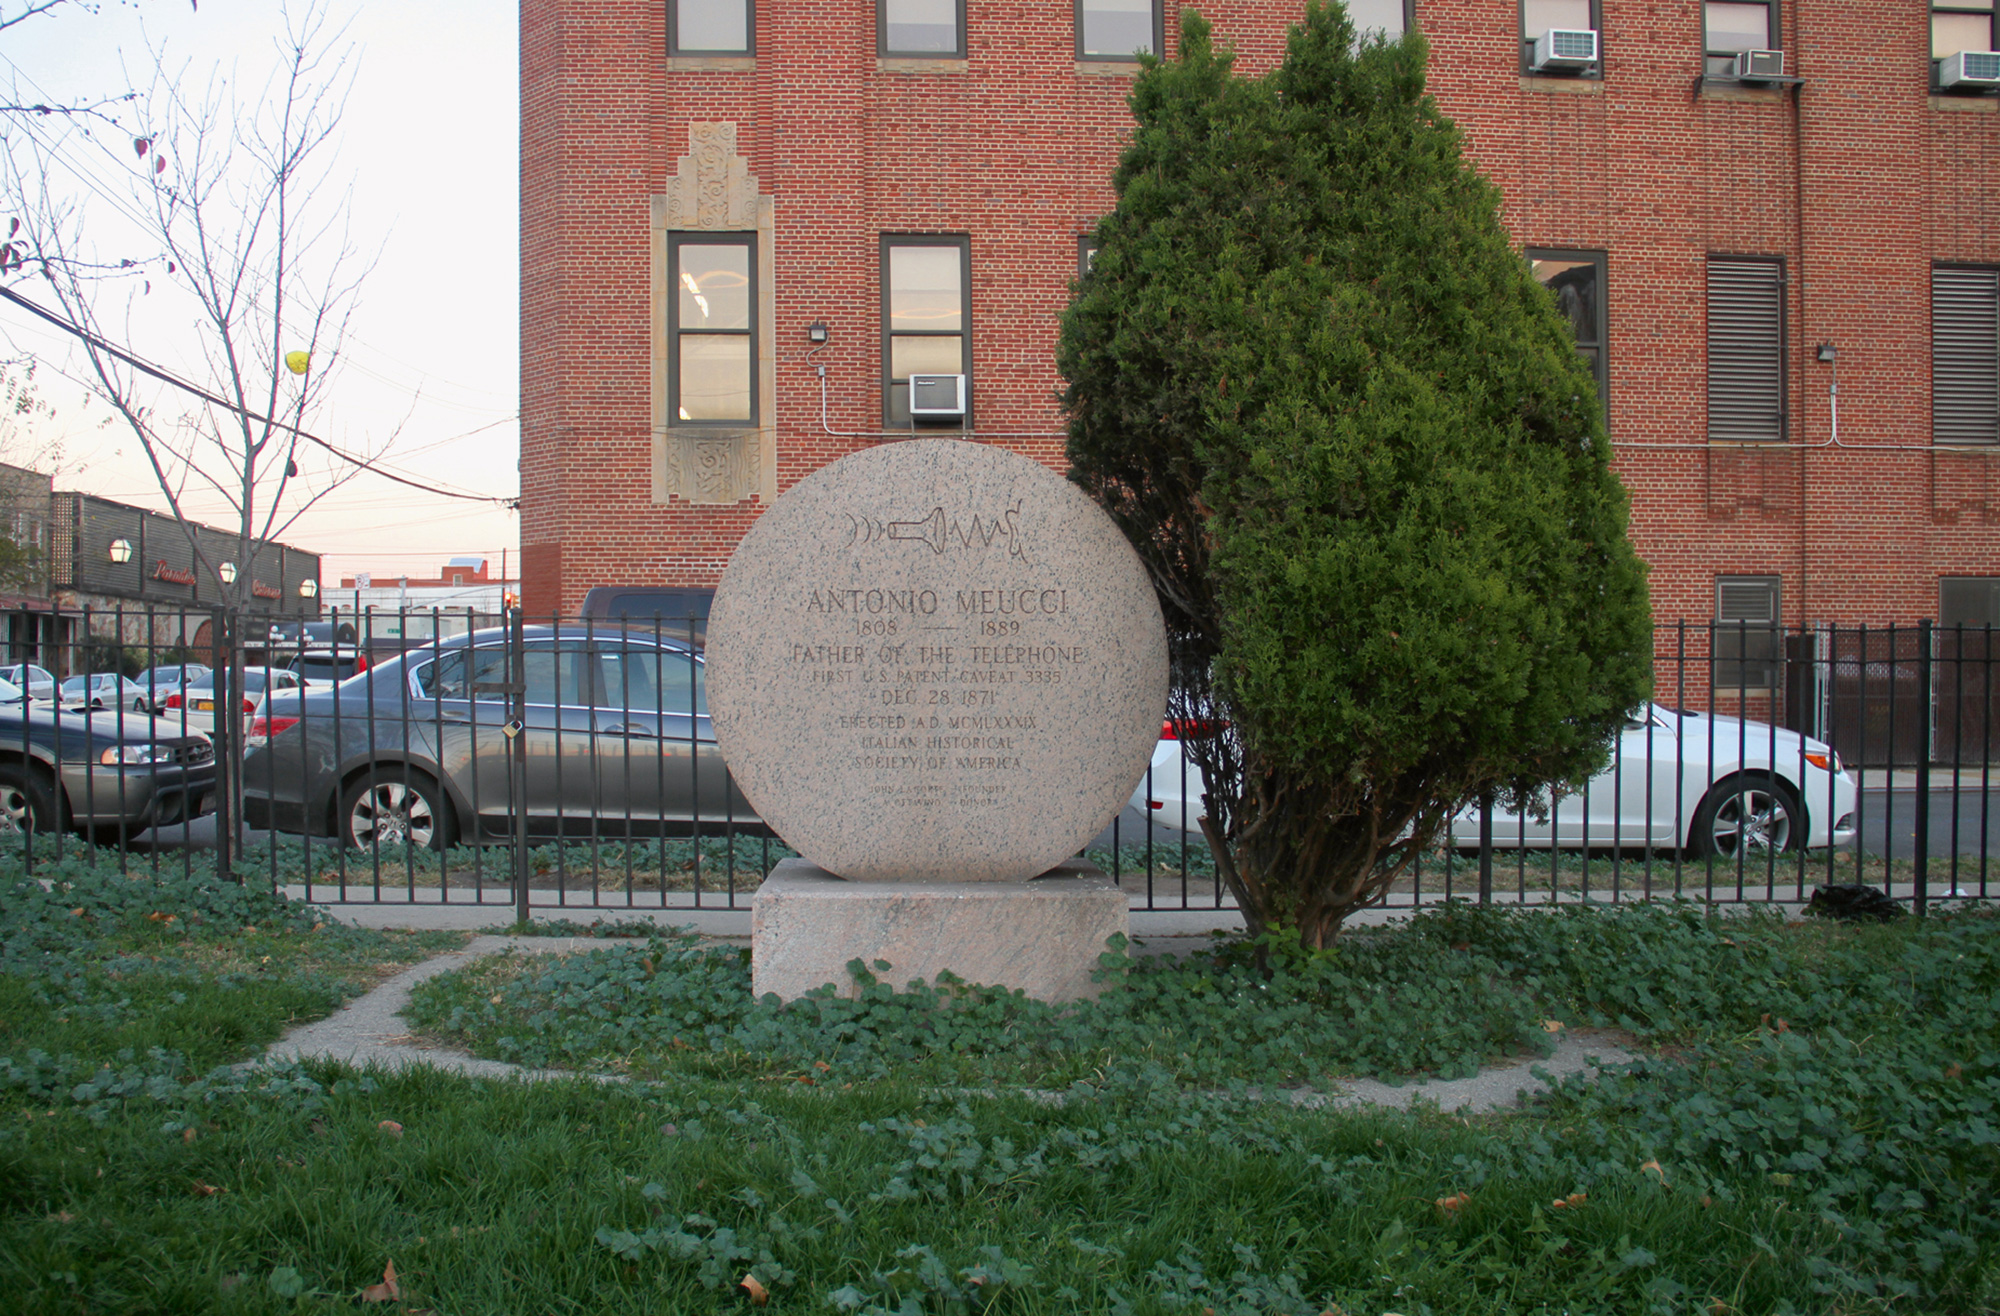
[218,561,238,585]
[807,321,829,344]
[107,538,132,564]
[1816,343,1838,363]
[298,578,319,599]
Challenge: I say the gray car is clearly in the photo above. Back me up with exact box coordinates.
[241,625,759,848]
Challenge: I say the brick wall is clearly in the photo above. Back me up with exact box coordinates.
[521,0,2000,625]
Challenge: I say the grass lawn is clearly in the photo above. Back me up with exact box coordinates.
[1,860,1995,1314]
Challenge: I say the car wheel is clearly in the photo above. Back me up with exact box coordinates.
[341,769,454,851]
[1692,773,1802,858]
[0,763,59,837]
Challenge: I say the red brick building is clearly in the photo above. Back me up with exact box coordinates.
[520,0,2000,644]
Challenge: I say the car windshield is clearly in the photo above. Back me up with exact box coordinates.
[293,654,355,682]
[60,677,89,697]
[0,677,22,701]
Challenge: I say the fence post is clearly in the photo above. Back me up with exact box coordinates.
[510,606,531,925]
[209,608,235,883]
[1477,791,1493,904]
[1915,618,1931,917]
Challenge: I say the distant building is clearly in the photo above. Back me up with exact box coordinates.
[0,467,325,672]
[333,556,519,645]
[0,462,56,663]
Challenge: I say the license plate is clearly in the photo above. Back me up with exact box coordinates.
[195,699,215,712]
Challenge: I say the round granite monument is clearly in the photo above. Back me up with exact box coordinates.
[707,439,1169,885]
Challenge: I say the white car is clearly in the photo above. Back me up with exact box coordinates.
[157,667,304,739]
[1128,704,1859,857]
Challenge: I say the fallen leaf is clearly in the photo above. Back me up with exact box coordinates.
[1640,1159,1666,1182]
[1433,1191,1470,1213]
[1541,1019,1564,1033]
[312,922,324,932]
[1946,1063,1963,1080]
[48,1211,74,1223]
[1708,1302,1732,1315]
[1551,1192,1586,1209]
[660,1123,678,1137]
[69,907,84,917]
[1700,1194,1713,1208]
[489,994,504,1005]
[182,1127,198,1143]
[378,1120,404,1138]
[737,1273,768,1306]
[192,1180,223,1196]
[360,1259,400,1303]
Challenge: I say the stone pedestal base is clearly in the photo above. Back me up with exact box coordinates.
[750,857,1128,1003]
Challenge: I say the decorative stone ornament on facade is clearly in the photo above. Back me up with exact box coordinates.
[652,122,778,507]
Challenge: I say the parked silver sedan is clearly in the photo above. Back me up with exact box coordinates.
[60,673,151,713]
[1130,704,1859,856]
[241,625,759,848]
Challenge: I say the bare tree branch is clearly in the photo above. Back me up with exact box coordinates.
[5,0,377,610]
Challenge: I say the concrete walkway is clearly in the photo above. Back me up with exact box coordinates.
[261,932,1638,1114]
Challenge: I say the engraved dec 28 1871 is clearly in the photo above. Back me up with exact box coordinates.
[706,440,1169,883]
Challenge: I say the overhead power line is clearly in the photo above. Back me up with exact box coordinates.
[0,283,519,507]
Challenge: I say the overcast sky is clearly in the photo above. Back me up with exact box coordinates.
[0,0,518,585]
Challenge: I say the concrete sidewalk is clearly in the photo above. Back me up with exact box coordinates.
[260,933,1639,1115]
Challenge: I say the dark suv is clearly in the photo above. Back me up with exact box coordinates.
[241,624,758,849]
[578,587,712,647]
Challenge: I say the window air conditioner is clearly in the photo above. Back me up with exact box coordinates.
[1731,49,1785,81]
[1531,28,1598,70]
[1939,50,2000,88]
[908,373,967,421]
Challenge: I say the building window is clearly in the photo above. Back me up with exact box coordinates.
[1715,576,1781,692]
[1529,248,1607,418]
[882,235,970,427]
[1704,0,1775,76]
[880,0,964,57]
[1934,266,1999,446]
[1076,0,1160,60]
[1349,0,1410,39]
[1078,236,1098,278]
[1707,256,1785,443]
[669,234,756,425]
[670,0,752,55]
[1933,0,1997,67]
[1520,0,1596,72]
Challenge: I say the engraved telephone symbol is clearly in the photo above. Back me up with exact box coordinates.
[888,507,946,554]
[843,503,1029,562]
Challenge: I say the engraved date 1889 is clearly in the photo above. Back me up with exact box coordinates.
[979,619,1020,636]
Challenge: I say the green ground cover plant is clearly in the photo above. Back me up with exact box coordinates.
[1,869,1994,1312]
[0,862,460,1088]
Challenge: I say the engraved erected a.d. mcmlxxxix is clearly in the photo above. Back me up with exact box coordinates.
[705,440,1169,883]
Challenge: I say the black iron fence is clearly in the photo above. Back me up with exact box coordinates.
[1,606,1995,914]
